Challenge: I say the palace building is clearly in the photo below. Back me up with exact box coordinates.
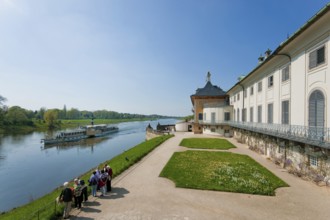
[191,3,330,185]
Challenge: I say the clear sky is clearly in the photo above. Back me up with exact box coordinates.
[0,0,329,116]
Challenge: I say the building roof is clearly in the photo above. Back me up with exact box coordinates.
[191,81,226,97]
[227,2,330,94]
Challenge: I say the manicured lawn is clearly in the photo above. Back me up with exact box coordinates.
[1,135,173,220]
[179,138,236,150]
[160,151,288,196]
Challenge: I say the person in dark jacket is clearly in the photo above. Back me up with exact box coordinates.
[60,182,73,219]
[105,165,113,192]
[80,179,88,202]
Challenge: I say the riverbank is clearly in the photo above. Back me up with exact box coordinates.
[0,118,158,135]
[0,134,173,219]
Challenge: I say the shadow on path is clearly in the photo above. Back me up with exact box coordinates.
[100,187,130,200]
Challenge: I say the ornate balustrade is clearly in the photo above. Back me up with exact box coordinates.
[197,120,330,148]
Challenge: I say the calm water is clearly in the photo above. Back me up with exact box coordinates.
[0,119,177,212]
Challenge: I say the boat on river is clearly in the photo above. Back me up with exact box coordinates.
[41,124,118,145]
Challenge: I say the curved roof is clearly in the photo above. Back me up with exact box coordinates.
[191,81,226,97]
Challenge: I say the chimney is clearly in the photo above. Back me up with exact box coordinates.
[264,48,272,59]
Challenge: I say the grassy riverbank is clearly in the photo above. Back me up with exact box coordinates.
[0,118,156,134]
[0,134,173,220]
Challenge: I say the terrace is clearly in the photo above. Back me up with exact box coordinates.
[198,120,330,149]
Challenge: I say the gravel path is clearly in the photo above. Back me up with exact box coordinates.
[70,132,330,220]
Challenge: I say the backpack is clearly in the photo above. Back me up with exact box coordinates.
[74,185,82,197]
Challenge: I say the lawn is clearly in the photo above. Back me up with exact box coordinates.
[179,138,236,150]
[160,151,288,196]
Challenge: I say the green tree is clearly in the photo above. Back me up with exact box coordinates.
[5,106,29,125]
[36,107,46,120]
[0,95,7,127]
[44,109,58,129]
[67,108,81,119]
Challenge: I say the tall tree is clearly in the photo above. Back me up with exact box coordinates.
[44,109,58,129]
[0,95,7,127]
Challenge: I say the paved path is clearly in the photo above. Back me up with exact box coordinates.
[71,132,330,220]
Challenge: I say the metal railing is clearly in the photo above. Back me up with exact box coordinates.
[197,120,330,148]
[198,120,231,125]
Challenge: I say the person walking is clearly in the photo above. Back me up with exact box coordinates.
[59,182,73,219]
[88,171,98,197]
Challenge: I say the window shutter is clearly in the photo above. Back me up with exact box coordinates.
[237,108,240,122]
[309,50,317,69]
[317,46,325,65]
[258,106,262,123]
[250,107,253,122]
[268,104,273,124]
[282,101,289,124]
[309,91,324,127]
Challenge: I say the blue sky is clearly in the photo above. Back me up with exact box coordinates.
[0,0,329,116]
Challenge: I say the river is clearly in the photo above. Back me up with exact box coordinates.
[0,119,177,213]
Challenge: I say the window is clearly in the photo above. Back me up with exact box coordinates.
[244,90,247,98]
[224,112,230,121]
[258,81,262,92]
[282,100,289,124]
[250,107,254,122]
[234,95,236,102]
[211,112,216,123]
[198,113,203,120]
[237,93,240,101]
[237,108,240,122]
[282,65,290,82]
[268,75,273,87]
[309,155,319,167]
[309,90,325,127]
[268,103,273,124]
[204,113,206,121]
[278,145,285,154]
[242,108,247,122]
[250,86,254,95]
[234,109,236,121]
[309,45,325,70]
[258,105,262,123]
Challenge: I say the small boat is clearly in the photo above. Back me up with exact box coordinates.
[41,124,118,145]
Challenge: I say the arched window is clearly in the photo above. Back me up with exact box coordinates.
[309,90,325,127]
[309,90,325,141]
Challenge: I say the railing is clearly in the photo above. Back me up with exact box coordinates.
[228,121,330,149]
[198,120,231,125]
[196,120,330,148]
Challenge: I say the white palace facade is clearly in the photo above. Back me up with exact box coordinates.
[192,4,330,184]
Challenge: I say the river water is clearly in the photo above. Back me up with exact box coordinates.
[0,119,177,212]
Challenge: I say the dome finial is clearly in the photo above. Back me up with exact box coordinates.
[206,71,211,83]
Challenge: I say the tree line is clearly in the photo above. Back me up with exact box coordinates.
[0,95,171,129]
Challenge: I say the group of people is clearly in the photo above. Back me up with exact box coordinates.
[88,165,113,197]
[59,164,113,219]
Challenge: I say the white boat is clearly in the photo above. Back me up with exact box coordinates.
[41,124,118,145]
